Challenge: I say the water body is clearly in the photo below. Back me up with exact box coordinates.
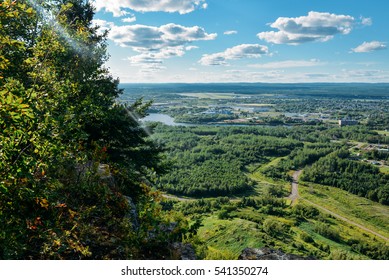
[142,113,192,126]
[143,113,290,128]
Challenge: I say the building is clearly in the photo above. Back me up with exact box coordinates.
[338,119,358,127]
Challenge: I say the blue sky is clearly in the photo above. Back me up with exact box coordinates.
[92,0,389,83]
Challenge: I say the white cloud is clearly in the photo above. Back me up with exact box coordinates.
[91,19,113,29]
[91,19,115,35]
[258,11,355,44]
[199,44,269,66]
[360,17,373,26]
[185,46,199,51]
[107,23,216,49]
[304,73,332,79]
[122,16,137,23]
[340,69,389,81]
[104,22,215,70]
[352,41,387,53]
[249,59,324,69]
[93,0,207,16]
[224,30,238,35]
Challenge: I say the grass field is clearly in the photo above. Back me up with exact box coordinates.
[380,165,389,174]
[197,216,265,259]
[299,181,389,241]
[375,130,389,136]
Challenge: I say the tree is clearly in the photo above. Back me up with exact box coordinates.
[0,0,177,259]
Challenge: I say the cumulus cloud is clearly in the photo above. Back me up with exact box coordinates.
[224,30,238,35]
[94,0,207,16]
[122,15,137,23]
[258,11,355,44]
[103,22,216,70]
[352,41,387,53]
[185,46,199,51]
[360,17,373,26]
[107,23,216,49]
[199,44,269,66]
[249,59,324,69]
[91,19,115,35]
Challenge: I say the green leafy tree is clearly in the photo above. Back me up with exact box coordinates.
[1,0,179,259]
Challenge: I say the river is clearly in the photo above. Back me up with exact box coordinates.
[142,113,192,126]
[143,113,291,128]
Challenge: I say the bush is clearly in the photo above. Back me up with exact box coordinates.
[262,218,289,238]
[314,223,341,242]
[300,232,315,243]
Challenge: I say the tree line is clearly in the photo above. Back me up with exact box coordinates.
[154,125,302,197]
[302,150,389,205]
[0,0,183,259]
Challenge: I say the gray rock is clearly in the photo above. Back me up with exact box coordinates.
[124,196,139,231]
[171,242,197,260]
[239,247,311,260]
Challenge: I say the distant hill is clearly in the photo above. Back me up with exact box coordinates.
[120,83,389,98]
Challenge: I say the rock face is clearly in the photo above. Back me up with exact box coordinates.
[171,242,197,260]
[124,196,139,231]
[239,247,311,260]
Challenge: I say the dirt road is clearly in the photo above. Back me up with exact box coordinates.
[288,170,302,204]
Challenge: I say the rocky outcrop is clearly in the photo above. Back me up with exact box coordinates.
[124,195,139,231]
[239,247,312,260]
[171,242,197,260]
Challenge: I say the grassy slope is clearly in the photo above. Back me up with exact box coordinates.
[298,181,389,241]
[193,160,388,260]
[197,216,264,260]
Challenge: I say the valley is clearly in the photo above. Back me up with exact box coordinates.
[121,83,389,260]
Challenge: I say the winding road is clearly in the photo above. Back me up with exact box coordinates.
[288,170,302,204]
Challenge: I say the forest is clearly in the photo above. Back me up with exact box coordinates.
[151,124,388,260]
[0,0,186,260]
[154,125,302,197]
[301,150,389,205]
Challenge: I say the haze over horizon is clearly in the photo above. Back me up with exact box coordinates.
[93,0,389,83]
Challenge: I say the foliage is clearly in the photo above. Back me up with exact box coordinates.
[154,125,301,197]
[302,150,389,204]
[0,0,181,259]
[262,143,340,180]
[314,222,341,242]
[262,218,290,238]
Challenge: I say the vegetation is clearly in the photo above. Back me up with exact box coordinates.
[302,150,389,205]
[152,124,388,260]
[1,1,388,260]
[0,0,184,259]
[154,125,301,197]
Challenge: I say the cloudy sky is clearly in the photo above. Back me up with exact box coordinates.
[92,0,389,83]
